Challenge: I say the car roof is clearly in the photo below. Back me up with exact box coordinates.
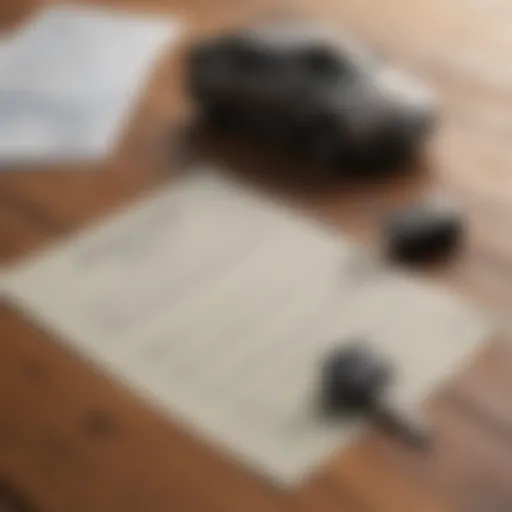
[243,20,369,61]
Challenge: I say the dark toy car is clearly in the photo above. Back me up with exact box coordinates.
[187,20,437,171]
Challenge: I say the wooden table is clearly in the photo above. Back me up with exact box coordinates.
[2,0,512,510]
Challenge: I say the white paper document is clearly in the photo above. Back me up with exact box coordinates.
[0,4,182,166]
[1,166,495,485]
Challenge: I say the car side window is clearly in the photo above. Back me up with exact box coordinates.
[296,45,356,83]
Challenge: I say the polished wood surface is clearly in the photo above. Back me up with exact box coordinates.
[2,0,512,510]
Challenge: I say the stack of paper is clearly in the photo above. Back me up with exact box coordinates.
[0,4,182,167]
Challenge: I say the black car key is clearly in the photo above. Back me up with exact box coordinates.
[321,341,432,449]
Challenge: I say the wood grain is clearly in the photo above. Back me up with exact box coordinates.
[2,0,512,510]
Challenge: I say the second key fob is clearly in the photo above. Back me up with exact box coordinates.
[385,196,463,264]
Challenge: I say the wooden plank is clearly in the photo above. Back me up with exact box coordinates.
[289,473,364,512]
[0,202,55,265]
[327,440,456,512]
